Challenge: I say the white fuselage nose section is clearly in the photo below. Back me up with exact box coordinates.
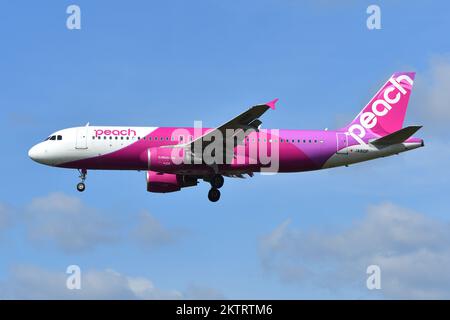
[28,128,79,166]
[28,142,52,165]
[28,126,159,168]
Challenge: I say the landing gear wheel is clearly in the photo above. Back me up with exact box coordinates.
[210,174,224,189]
[208,188,221,202]
[77,182,86,192]
[77,169,87,192]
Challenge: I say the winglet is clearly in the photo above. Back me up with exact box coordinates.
[265,98,279,110]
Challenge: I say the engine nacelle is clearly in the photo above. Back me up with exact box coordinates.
[146,171,197,193]
[140,147,188,173]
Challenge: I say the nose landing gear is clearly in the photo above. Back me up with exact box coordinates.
[77,169,87,192]
[77,182,85,192]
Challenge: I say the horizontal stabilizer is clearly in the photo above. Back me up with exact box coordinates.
[371,125,422,147]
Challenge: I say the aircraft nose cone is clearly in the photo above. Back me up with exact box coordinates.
[28,145,38,161]
[28,143,53,165]
[28,144,46,163]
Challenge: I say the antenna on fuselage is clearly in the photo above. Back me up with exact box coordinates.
[85,122,90,127]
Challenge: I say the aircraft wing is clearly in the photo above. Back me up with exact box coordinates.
[187,99,278,162]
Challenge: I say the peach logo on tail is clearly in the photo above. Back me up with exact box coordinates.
[348,74,413,145]
[95,128,137,137]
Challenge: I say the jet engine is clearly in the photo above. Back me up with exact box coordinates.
[146,170,197,193]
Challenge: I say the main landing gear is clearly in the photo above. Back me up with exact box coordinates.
[208,188,221,202]
[77,169,87,192]
[207,174,224,202]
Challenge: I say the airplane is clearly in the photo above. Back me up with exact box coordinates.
[28,72,424,202]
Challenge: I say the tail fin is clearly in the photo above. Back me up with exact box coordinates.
[343,72,415,144]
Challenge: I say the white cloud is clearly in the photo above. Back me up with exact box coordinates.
[2,192,182,253]
[132,211,179,249]
[0,265,182,300]
[24,193,119,253]
[184,284,226,300]
[260,203,450,299]
[413,56,450,126]
[0,265,225,300]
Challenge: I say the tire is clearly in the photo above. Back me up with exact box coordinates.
[210,175,224,189]
[208,188,221,202]
[77,182,86,192]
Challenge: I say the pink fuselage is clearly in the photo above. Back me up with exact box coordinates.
[56,126,423,175]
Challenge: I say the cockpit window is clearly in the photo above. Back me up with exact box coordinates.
[45,135,62,141]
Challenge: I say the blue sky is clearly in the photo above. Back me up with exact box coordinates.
[1,0,450,299]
